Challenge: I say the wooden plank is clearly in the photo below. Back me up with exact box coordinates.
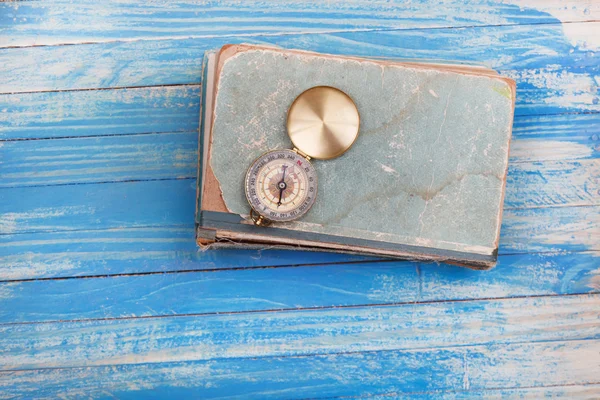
[464,341,600,392]
[2,0,597,47]
[420,251,600,301]
[509,113,600,162]
[1,251,598,323]
[0,132,198,187]
[1,179,598,252]
[0,223,597,288]
[505,159,600,209]
[1,339,599,398]
[0,179,195,235]
[0,227,375,280]
[0,85,200,140]
[368,385,600,399]
[1,3,596,398]
[1,132,598,209]
[1,23,598,117]
[0,262,419,323]
[2,87,599,145]
[0,348,465,397]
[501,205,600,253]
[1,294,598,370]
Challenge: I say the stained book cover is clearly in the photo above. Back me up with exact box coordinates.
[196,44,516,269]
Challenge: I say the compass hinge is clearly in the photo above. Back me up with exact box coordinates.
[250,209,272,227]
[292,148,311,161]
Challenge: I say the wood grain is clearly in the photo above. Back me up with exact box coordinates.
[505,159,600,209]
[2,1,599,397]
[2,294,598,369]
[1,132,198,187]
[1,179,598,250]
[2,0,598,47]
[509,113,600,162]
[2,132,599,209]
[2,86,598,145]
[501,205,599,253]
[0,85,200,140]
[1,23,598,117]
[372,385,600,400]
[1,340,599,398]
[1,251,599,323]
[0,180,196,235]
[0,227,377,281]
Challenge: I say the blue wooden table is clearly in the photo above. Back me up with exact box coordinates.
[1,1,599,398]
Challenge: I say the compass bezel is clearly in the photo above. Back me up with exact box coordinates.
[244,149,318,223]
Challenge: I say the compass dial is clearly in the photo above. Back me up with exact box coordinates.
[245,150,318,222]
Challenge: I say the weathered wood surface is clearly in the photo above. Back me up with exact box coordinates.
[2,0,598,47]
[1,340,599,398]
[1,253,599,323]
[0,86,200,140]
[1,88,600,148]
[1,0,599,398]
[2,22,599,117]
[2,132,599,208]
[2,180,598,252]
[2,294,599,368]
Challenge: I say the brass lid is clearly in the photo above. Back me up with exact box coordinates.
[287,86,360,160]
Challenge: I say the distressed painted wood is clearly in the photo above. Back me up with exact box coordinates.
[0,262,416,323]
[1,251,599,323]
[371,385,600,400]
[0,227,377,280]
[2,294,598,369]
[0,179,600,253]
[0,86,200,140]
[1,132,598,211]
[509,113,600,162]
[501,206,599,253]
[420,251,600,299]
[2,0,599,397]
[1,226,598,300]
[2,221,598,285]
[2,87,599,147]
[2,0,598,47]
[2,179,598,252]
[0,180,196,235]
[1,23,598,117]
[1,132,198,187]
[1,340,599,399]
[504,159,600,208]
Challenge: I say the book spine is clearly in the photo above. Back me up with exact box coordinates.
[195,52,212,228]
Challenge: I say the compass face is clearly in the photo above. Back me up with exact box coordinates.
[245,150,318,222]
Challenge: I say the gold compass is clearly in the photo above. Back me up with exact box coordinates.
[244,86,360,226]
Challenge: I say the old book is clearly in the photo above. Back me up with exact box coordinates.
[196,44,516,269]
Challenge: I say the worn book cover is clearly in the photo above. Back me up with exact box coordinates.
[196,44,516,269]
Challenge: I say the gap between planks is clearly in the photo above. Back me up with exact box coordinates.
[2,175,598,208]
[0,289,595,327]
[3,20,599,50]
[0,83,198,97]
[1,293,598,392]
[0,177,196,190]
[1,249,598,283]
[2,340,600,398]
[0,129,199,143]
[324,382,600,400]
[0,258,396,284]
[1,109,599,142]
[1,336,597,373]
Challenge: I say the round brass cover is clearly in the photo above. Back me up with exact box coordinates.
[287,86,360,160]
